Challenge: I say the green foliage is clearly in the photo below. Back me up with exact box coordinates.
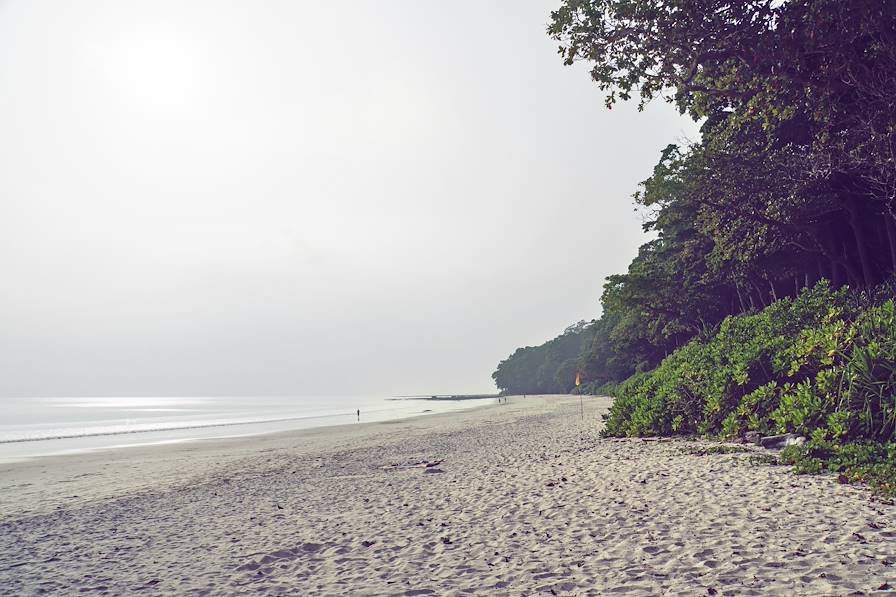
[576,313,636,388]
[539,0,896,402]
[604,284,896,440]
[603,283,896,492]
[492,321,591,395]
[780,441,896,497]
[603,282,855,437]
[768,299,896,442]
[575,380,619,397]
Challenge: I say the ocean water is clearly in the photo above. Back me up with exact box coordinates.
[0,395,496,463]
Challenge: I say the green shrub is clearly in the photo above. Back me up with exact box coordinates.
[843,301,896,441]
[780,440,896,496]
[602,281,896,493]
[603,282,851,437]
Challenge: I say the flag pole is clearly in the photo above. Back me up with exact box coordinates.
[575,369,583,419]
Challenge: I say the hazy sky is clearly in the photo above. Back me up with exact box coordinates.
[0,1,698,397]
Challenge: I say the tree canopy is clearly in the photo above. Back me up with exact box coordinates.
[495,0,896,394]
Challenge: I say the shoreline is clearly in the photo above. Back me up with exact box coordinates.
[0,393,525,519]
[0,395,499,466]
[1,394,894,595]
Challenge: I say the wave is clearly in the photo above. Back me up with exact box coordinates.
[0,411,360,445]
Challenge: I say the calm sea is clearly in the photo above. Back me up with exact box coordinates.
[0,395,496,463]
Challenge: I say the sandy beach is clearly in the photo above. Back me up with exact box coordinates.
[1,395,894,596]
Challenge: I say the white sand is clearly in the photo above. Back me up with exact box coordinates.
[0,395,894,595]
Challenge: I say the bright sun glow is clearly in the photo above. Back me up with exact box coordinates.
[90,25,204,111]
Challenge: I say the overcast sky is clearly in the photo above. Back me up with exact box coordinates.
[0,1,698,397]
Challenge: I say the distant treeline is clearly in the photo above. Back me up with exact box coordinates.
[492,321,593,395]
[493,0,896,491]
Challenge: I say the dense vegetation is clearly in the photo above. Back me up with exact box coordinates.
[493,0,896,493]
[492,321,591,395]
[605,283,893,436]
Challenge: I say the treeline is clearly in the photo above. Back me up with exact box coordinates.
[492,321,591,395]
[494,0,896,395]
[606,282,896,438]
[493,0,896,488]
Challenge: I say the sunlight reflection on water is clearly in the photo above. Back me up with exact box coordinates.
[0,395,497,462]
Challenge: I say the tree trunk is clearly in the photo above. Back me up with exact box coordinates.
[831,258,843,287]
[751,282,767,308]
[885,215,896,275]
[845,198,875,287]
[841,245,864,288]
[735,285,747,313]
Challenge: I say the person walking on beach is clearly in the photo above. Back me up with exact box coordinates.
[356,408,360,421]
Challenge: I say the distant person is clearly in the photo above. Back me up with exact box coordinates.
[357,408,360,421]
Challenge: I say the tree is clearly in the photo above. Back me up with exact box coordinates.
[549,0,896,289]
[492,322,591,394]
[496,1,896,398]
